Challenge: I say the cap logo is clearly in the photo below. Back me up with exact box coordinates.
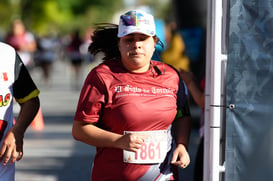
[121,11,151,27]
[117,10,156,37]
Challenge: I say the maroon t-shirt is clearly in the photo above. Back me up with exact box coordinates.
[74,59,186,180]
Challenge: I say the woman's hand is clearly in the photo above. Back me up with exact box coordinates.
[116,133,146,152]
[0,128,24,165]
[171,144,190,169]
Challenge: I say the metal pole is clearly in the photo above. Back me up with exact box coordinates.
[203,0,212,179]
[204,0,225,180]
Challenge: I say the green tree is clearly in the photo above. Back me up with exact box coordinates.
[0,0,173,37]
[0,0,125,35]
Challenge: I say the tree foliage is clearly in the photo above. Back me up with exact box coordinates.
[0,0,125,35]
[0,0,172,36]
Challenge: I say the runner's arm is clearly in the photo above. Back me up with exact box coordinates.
[72,121,145,152]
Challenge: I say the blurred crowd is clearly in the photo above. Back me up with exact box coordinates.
[1,18,205,90]
[1,19,96,89]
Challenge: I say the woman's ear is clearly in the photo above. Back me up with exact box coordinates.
[154,36,160,44]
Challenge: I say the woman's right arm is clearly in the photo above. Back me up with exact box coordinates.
[72,121,145,152]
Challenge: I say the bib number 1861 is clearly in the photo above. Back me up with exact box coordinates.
[123,130,168,164]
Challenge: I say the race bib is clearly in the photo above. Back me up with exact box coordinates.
[123,130,168,164]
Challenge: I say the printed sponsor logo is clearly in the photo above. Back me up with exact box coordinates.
[114,85,176,97]
[0,93,11,107]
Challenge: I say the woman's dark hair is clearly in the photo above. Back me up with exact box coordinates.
[88,23,120,61]
[88,23,161,61]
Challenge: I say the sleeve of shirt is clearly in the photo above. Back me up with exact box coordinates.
[74,69,106,123]
[176,75,191,118]
[13,53,40,104]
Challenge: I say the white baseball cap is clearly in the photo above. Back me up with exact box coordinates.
[117,10,156,38]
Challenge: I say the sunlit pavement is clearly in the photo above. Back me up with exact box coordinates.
[14,59,201,181]
[15,115,95,181]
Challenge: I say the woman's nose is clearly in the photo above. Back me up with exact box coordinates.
[132,41,142,49]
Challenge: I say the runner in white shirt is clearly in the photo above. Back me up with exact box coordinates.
[0,42,40,181]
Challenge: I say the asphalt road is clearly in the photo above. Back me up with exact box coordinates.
[14,59,201,181]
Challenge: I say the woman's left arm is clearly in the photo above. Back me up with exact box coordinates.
[171,115,191,168]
